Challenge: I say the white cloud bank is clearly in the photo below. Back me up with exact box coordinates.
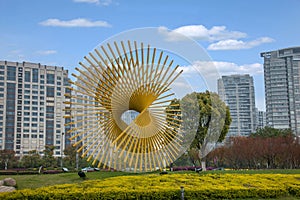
[39,18,111,28]
[36,50,57,55]
[73,0,112,6]
[179,61,263,77]
[159,25,274,50]
[208,37,274,50]
[159,25,246,42]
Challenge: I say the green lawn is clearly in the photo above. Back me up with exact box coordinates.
[0,169,299,190]
[0,171,131,189]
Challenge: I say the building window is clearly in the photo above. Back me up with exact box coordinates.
[25,71,31,82]
[47,86,55,97]
[47,74,55,84]
[7,66,16,81]
[32,69,38,83]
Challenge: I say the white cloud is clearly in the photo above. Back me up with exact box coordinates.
[207,37,274,50]
[7,50,25,60]
[179,61,263,77]
[39,18,111,28]
[159,25,274,50]
[176,61,263,92]
[73,0,112,5]
[159,25,247,42]
[36,50,57,55]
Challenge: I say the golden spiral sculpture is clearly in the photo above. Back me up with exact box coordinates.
[64,41,183,172]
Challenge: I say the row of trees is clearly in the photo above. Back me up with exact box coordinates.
[0,145,89,170]
[171,91,300,169]
[205,127,300,169]
[1,91,299,170]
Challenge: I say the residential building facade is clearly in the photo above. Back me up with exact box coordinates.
[261,47,300,135]
[218,74,256,137]
[0,60,71,157]
[256,110,266,129]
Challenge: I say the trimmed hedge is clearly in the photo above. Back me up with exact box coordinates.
[0,173,299,199]
[0,169,65,175]
[0,170,39,175]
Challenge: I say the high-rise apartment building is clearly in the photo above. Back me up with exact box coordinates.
[0,60,71,157]
[261,47,300,136]
[218,74,256,137]
[256,110,266,129]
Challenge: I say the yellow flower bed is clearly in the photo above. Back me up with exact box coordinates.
[0,173,299,199]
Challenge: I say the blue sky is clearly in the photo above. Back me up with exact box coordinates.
[1,0,300,110]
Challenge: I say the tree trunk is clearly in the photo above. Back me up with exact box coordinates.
[198,150,206,171]
[5,159,8,170]
[201,161,206,171]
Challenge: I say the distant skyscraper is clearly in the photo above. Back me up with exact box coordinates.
[0,60,71,157]
[261,47,300,136]
[218,74,256,137]
[256,109,266,129]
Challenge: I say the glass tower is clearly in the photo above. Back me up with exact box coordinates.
[218,74,256,137]
[261,47,300,136]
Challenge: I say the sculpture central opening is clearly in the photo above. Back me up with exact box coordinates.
[121,110,139,125]
[121,109,152,127]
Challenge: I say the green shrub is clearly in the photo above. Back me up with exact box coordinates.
[0,174,299,199]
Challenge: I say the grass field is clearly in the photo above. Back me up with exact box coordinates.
[0,171,131,189]
[0,169,299,190]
